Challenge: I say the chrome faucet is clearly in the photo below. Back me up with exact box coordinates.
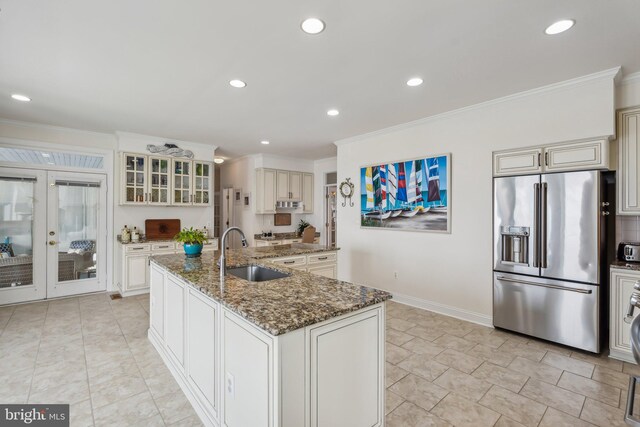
[219,227,248,280]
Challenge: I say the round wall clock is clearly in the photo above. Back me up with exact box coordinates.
[339,178,355,207]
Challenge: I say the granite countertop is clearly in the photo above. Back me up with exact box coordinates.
[241,243,338,259]
[254,232,320,241]
[117,235,217,244]
[150,247,391,336]
[611,260,640,272]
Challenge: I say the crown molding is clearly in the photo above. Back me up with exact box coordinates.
[620,71,640,86]
[115,131,218,150]
[335,66,621,147]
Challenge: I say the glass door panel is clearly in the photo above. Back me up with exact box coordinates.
[47,171,106,299]
[0,168,46,305]
[172,160,192,205]
[149,157,169,204]
[193,162,211,205]
[123,154,147,204]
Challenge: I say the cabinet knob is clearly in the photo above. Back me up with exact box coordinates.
[48,240,57,246]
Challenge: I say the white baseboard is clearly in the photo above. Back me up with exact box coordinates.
[391,292,493,327]
[609,347,635,364]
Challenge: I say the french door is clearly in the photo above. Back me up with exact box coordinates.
[0,167,107,305]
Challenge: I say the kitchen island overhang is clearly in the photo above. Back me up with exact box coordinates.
[147,246,391,427]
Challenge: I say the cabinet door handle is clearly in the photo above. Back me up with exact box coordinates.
[284,260,296,264]
[130,247,144,250]
[544,152,549,166]
[317,256,328,260]
[537,153,541,167]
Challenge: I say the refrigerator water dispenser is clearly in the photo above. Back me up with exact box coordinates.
[501,226,529,265]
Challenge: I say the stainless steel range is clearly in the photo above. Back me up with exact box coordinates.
[493,170,611,353]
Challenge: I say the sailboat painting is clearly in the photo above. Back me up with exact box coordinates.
[360,153,450,233]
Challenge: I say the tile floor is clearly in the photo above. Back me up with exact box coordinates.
[0,295,635,426]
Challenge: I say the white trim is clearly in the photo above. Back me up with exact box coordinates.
[620,71,640,87]
[391,292,493,327]
[116,131,218,150]
[609,348,635,364]
[335,66,622,147]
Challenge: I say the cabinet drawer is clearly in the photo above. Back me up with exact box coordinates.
[271,255,307,268]
[152,242,176,252]
[308,252,337,264]
[282,238,302,244]
[125,244,151,253]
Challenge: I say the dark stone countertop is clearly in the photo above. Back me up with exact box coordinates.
[150,246,390,336]
[611,260,640,272]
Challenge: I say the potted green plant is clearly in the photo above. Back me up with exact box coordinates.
[174,227,208,258]
[296,219,310,237]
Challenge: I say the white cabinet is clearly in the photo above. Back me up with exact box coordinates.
[150,264,165,339]
[276,170,302,201]
[618,107,640,214]
[493,148,542,177]
[270,251,338,279]
[187,288,219,422]
[118,239,218,297]
[165,275,186,369]
[302,173,314,213]
[610,268,640,363]
[493,138,609,177]
[255,168,277,214]
[122,153,148,204]
[289,172,302,200]
[307,264,337,279]
[255,240,283,247]
[309,307,384,427]
[119,152,212,206]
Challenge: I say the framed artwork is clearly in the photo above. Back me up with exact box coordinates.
[360,153,451,233]
[234,189,242,204]
[243,193,250,208]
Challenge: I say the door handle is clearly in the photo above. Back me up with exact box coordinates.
[496,276,592,294]
[48,240,57,246]
[540,182,548,269]
[533,183,539,268]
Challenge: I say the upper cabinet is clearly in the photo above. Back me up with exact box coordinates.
[120,152,212,206]
[276,171,302,201]
[618,106,640,215]
[493,138,610,177]
[256,168,313,213]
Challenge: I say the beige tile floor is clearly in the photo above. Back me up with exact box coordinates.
[0,295,635,426]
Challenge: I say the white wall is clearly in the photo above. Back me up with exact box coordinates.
[335,68,619,325]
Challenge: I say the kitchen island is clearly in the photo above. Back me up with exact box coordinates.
[148,244,391,427]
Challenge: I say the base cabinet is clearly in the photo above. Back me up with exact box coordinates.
[610,268,640,362]
[270,251,338,279]
[148,262,385,427]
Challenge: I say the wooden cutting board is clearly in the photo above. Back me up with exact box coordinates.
[145,219,181,240]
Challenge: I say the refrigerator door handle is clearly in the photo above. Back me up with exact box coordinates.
[496,276,592,294]
[541,182,548,269]
[533,183,540,268]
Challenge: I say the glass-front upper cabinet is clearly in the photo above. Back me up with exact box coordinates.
[172,159,192,205]
[123,153,147,204]
[193,161,212,205]
[148,157,170,205]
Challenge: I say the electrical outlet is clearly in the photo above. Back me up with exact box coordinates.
[226,372,235,399]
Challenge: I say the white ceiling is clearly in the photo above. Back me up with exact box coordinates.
[0,0,639,160]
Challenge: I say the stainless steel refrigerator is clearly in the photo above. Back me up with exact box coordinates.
[493,170,609,353]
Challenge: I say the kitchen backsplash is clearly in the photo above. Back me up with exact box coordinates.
[617,215,640,244]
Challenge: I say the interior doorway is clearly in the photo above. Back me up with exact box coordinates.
[0,167,107,305]
[324,172,337,248]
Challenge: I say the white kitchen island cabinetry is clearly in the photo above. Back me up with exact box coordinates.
[148,259,386,427]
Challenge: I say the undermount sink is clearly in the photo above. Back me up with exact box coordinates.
[227,265,290,282]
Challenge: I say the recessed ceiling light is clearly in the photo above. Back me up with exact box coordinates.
[229,79,246,88]
[327,109,339,116]
[214,158,225,164]
[301,18,325,34]
[545,19,575,35]
[406,77,423,87]
[11,94,31,102]
[261,140,270,145]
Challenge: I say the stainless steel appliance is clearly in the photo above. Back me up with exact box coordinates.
[493,170,609,353]
[620,243,640,263]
